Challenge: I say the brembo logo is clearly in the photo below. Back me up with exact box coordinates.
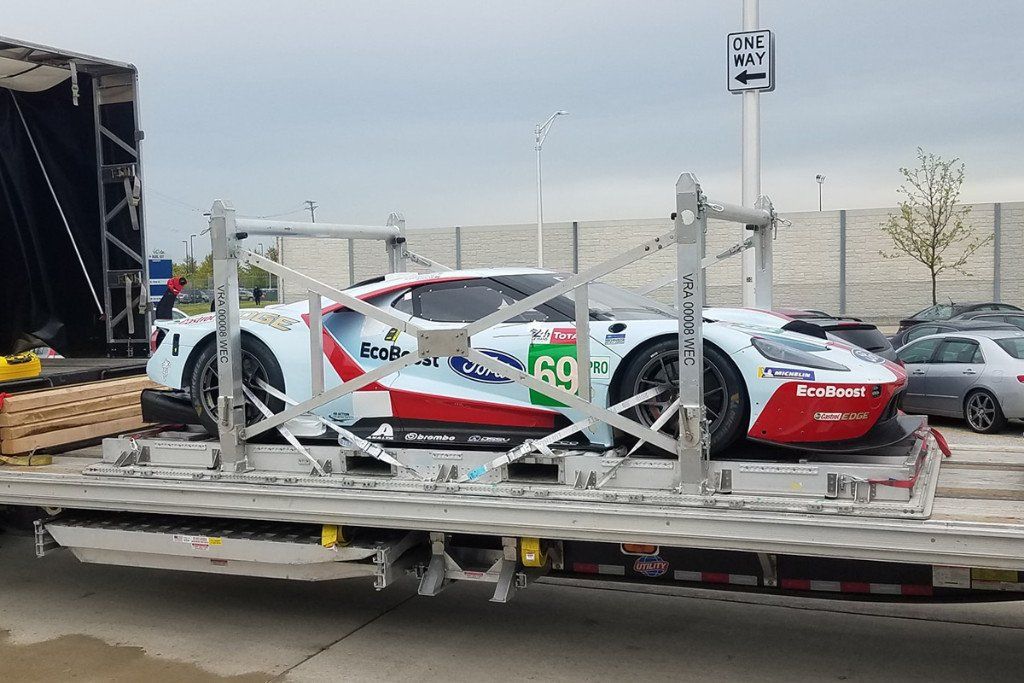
[405,433,456,442]
[795,384,866,398]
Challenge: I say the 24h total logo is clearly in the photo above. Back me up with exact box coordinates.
[633,555,669,578]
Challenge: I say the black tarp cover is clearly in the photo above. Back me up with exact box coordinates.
[0,74,106,356]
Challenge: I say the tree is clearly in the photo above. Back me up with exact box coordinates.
[880,148,991,304]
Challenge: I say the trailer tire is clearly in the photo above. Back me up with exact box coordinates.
[188,336,286,435]
[613,339,746,456]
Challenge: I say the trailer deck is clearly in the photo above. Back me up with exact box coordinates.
[1,436,1020,573]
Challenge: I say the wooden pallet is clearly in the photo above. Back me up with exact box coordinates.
[0,376,159,457]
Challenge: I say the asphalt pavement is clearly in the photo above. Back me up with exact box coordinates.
[0,532,1022,682]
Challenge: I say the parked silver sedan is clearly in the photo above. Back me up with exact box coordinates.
[896,330,1024,433]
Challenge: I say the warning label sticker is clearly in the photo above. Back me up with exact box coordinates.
[172,534,223,550]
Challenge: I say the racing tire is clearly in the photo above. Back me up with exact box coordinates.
[963,389,1007,434]
[188,336,286,436]
[614,339,746,456]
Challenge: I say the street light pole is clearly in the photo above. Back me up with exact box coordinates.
[534,110,568,267]
[181,240,189,266]
[189,234,197,272]
[816,174,826,211]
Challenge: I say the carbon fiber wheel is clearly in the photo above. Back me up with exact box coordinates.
[616,339,746,455]
[188,338,285,435]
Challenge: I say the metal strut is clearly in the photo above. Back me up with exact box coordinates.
[254,379,420,478]
[417,533,528,603]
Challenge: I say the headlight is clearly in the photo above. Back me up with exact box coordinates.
[752,337,850,372]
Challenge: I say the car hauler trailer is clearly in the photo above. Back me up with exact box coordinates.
[1,173,1022,603]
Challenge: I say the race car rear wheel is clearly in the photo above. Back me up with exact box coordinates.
[188,336,286,435]
[615,339,746,455]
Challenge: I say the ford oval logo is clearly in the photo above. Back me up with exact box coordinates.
[448,349,524,384]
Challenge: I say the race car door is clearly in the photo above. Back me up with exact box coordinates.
[317,304,405,432]
[383,278,590,444]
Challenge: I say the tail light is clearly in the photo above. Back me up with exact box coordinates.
[621,543,659,555]
[1017,375,1024,383]
[150,328,168,353]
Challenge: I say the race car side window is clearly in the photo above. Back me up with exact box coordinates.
[897,338,941,364]
[394,279,557,323]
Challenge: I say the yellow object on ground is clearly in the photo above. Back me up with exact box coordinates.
[0,353,41,382]
[0,453,53,466]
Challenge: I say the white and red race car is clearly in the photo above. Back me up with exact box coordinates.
[146,268,913,455]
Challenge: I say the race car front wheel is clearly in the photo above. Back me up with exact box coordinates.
[188,336,286,435]
[615,339,746,455]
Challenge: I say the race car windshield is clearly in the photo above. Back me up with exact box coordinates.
[502,274,675,320]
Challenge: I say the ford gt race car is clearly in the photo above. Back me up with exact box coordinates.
[147,268,912,455]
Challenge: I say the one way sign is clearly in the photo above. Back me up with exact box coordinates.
[728,29,774,93]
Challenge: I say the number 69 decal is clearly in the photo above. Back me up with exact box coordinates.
[528,346,610,407]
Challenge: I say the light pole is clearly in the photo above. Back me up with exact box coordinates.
[181,240,189,266]
[740,0,761,307]
[815,174,826,211]
[534,110,569,267]
[189,234,197,272]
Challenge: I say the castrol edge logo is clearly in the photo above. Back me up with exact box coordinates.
[795,384,866,399]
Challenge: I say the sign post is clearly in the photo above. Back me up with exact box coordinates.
[729,0,774,309]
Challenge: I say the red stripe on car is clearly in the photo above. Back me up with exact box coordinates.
[304,276,556,429]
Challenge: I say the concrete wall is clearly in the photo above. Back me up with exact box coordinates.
[280,201,1024,323]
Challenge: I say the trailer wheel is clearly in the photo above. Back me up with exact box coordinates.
[614,339,746,455]
[188,336,286,435]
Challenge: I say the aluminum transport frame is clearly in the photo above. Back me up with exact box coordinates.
[0,172,1020,602]
[162,172,941,513]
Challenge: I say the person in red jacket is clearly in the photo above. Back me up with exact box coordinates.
[155,276,187,321]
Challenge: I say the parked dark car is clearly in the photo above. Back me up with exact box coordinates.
[949,310,1024,331]
[776,308,837,320]
[890,319,1020,349]
[896,302,1022,334]
[797,318,897,361]
[176,289,202,304]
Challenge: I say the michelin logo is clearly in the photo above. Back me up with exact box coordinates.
[758,366,815,381]
[796,384,866,398]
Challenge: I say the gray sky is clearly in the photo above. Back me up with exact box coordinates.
[6,1,1023,259]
